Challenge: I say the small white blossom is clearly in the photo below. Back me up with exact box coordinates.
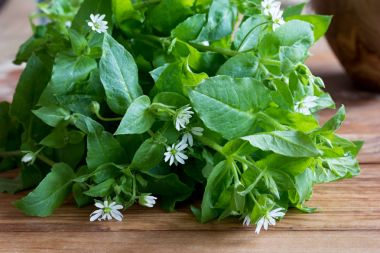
[174,105,194,131]
[21,153,35,164]
[242,215,251,227]
[90,200,123,222]
[181,127,204,146]
[139,194,157,208]
[261,0,281,16]
[164,142,188,166]
[295,96,319,115]
[269,5,285,31]
[255,208,285,234]
[88,14,108,33]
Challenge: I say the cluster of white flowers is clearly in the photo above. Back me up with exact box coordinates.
[90,194,159,222]
[243,207,285,234]
[88,14,108,33]
[164,105,204,166]
[295,96,319,115]
[261,0,285,30]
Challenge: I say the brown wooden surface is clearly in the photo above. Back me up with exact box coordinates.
[0,1,380,253]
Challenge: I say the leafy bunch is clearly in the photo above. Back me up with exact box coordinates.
[0,0,361,232]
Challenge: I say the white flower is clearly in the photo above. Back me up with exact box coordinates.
[174,105,194,131]
[181,127,204,146]
[139,194,157,208]
[88,14,108,33]
[89,200,123,222]
[242,215,251,227]
[269,5,285,31]
[21,153,34,164]
[164,142,188,166]
[261,0,281,16]
[295,96,319,115]
[255,208,285,234]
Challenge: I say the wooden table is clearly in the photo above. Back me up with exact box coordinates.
[1,2,380,253]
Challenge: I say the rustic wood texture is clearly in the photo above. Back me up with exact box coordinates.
[0,2,380,253]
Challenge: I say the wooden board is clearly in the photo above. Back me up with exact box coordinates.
[1,1,380,253]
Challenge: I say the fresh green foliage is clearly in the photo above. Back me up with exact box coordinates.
[0,0,361,230]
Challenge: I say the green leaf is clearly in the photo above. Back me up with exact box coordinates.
[72,182,93,207]
[0,177,23,194]
[155,60,208,95]
[84,178,115,197]
[289,168,314,204]
[148,0,195,33]
[33,106,70,127]
[72,114,127,169]
[112,0,140,24]
[68,29,88,55]
[234,15,268,52]
[39,54,97,106]
[242,131,321,157]
[189,76,270,140]
[100,33,142,114]
[115,96,155,135]
[131,138,165,171]
[11,54,51,127]
[283,3,306,18]
[287,15,332,41]
[171,14,206,41]
[195,0,237,42]
[217,52,260,78]
[200,160,232,223]
[315,156,360,183]
[14,163,75,217]
[320,106,346,132]
[142,171,193,211]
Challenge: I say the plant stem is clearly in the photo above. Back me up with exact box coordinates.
[37,154,56,167]
[148,130,155,137]
[0,150,22,157]
[261,58,281,67]
[196,136,224,154]
[257,111,288,131]
[95,111,123,122]
[233,155,259,170]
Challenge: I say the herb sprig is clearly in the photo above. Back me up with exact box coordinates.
[0,0,361,234]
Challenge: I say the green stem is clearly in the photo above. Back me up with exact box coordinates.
[150,103,176,115]
[233,155,259,170]
[230,160,242,188]
[196,136,224,154]
[95,111,123,122]
[0,150,22,157]
[249,192,260,206]
[148,130,155,137]
[132,175,137,200]
[257,111,288,131]
[133,0,161,9]
[189,42,238,57]
[261,58,281,67]
[37,154,56,167]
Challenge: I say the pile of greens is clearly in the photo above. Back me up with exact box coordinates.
[0,0,361,230]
